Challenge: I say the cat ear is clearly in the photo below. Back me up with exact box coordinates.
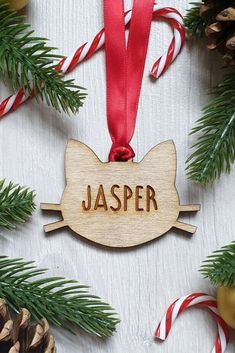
[140,140,177,181]
[65,140,99,182]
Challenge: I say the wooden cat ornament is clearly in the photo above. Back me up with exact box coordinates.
[41,140,200,248]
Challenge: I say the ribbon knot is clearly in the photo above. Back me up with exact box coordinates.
[109,143,135,162]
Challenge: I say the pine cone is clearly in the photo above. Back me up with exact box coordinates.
[200,0,235,65]
[0,299,56,353]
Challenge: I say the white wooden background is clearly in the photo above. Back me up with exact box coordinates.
[0,0,234,352]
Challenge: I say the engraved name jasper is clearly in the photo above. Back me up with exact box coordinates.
[81,185,158,212]
[41,139,200,248]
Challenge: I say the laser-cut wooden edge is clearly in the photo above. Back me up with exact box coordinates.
[41,140,201,247]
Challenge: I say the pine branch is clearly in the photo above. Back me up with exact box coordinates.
[184,2,207,38]
[200,242,235,287]
[186,72,235,184]
[0,257,119,337]
[0,2,86,114]
[0,179,35,229]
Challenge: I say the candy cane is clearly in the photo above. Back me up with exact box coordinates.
[0,4,185,118]
[155,293,230,353]
[58,5,185,77]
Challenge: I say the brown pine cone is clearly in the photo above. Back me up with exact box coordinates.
[0,299,56,353]
[200,0,235,65]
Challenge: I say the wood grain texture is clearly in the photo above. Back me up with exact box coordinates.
[0,0,234,352]
[41,139,200,247]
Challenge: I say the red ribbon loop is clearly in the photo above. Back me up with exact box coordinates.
[109,143,135,162]
[104,0,154,162]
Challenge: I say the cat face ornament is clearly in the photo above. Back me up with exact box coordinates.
[41,140,200,248]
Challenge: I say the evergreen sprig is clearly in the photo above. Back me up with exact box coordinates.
[200,242,235,287]
[184,2,235,184]
[0,257,119,337]
[0,2,86,114]
[0,179,35,229]
[184,2,207,38]
[186,72,235,184]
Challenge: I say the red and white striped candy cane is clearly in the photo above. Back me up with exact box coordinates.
[155,293,230,353]
[150,6,185,78]
[58,5,185,77]
[0,4,185,118]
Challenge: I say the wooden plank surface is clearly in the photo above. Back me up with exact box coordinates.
[0,0,234,351]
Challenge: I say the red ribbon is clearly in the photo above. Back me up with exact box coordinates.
[104,0,154,162]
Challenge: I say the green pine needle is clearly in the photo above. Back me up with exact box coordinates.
[0,2,86,114]
[186,72,235,184]
[184,2,207,38]
[0,257,119,337]
[200,242,235,287]
[0,179,36,229]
